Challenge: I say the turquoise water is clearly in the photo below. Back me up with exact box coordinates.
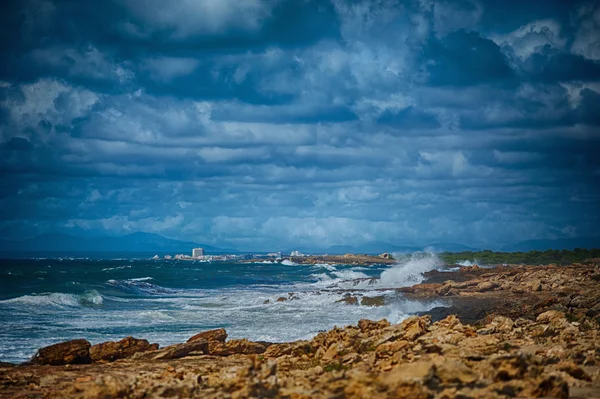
[0,255,442,363]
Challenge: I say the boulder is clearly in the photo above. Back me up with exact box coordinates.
[360,296,385,306]
[152,339,208,360]
[31,339,91,365]
[90,337,156,362]
[476,281,499,292]
[399,316,429,341]
[187,328,227,343]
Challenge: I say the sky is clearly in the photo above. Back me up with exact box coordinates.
[0,0,599,251]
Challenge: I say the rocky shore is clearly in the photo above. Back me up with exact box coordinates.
[1,260,599,398]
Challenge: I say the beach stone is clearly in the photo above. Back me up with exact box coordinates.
[187,328,227,343]
[90,337,155,362]
[32,339,91,365]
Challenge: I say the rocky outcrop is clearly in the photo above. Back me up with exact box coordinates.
[89,337,157,362]
[31,339,91,365]
[150,339,208,360]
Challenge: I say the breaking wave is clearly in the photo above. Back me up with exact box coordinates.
[105,279,177,295]
[379,252,441,288]
[0,290,103,308]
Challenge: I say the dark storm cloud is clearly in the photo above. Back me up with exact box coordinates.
[423,30,515,86]
[0,0,599,250]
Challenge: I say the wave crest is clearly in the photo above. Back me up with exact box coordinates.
[106,279,175,295]
[1,290,103,307]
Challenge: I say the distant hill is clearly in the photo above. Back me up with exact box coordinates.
[425,243,481,252]
[0,232,235,254]
[501,237,600,252]
[322,241,479,255]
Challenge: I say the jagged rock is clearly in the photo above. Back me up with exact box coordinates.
[358,318,390,333]
[31,339,91,365]
[276,297,287,302]
[360,296,385,306]
[187,328,227,343]
[399,316,429,341]
[90,337,156,362]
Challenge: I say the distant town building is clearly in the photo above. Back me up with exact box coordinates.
[291,250,301,257]
[192,248,204,257]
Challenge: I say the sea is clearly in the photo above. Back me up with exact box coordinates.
[0,253,445,364]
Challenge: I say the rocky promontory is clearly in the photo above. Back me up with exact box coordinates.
[1,261,599,398]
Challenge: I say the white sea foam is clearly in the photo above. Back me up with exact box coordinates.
[127,277,154,282]
[101,265,132,271]
[280,259,297,266]
[456,260,476,266]
[332,269,369,280]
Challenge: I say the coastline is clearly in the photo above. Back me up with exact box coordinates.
[1,260,599,398]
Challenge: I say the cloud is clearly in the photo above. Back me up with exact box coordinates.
[118,0,274,39]
[571,3,600,61]
[0,0,599,249]
[492,19,566,59]
[140,57,200,82]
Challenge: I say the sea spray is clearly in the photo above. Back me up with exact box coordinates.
[378,252,441,288]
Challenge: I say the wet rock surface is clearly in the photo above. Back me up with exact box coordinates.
[2,261,600,398]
